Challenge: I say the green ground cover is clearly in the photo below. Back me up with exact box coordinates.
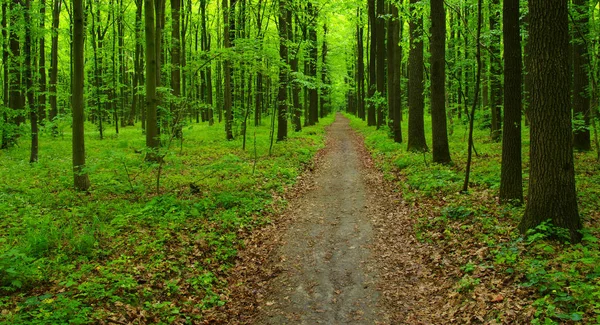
[347,113,600,324]
[0,115,334,324]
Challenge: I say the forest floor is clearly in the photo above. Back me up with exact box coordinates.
[207,114,456,324]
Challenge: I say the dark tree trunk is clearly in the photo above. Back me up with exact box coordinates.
[519,0,582,243]
[290,13,301,131]
[38,0,47,123]
[9,0,24,128]
[387,4,401,143]
[407,0,427,152]
[499,0,523,204]
[375,0,385,128]
[276,0,288,141]
[1,1,8,148]
[572,0,591,151]
[129,0,143,126]
[430,0,451,164]
[25,0,37,163]
[171,0,182,137]
[366,0,376,126]
[145,0,160,158]
[356,10,365,120]
[307,2,318,125]
[49,0,60,123]
[320,24,328,118]
[489,0,502,141]
[223,0,234,139]
[72,0,90,190]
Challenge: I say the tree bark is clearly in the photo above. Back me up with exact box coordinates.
[38,0,47,123]
[72,0,90,190]
[25,0,37,163]
[375,0,385,128]
[170,0,182,137]
[49,0,60,123]
[407,0,427,152]
[276,0,288,141]
[145,0,160,158]
[519,0,582,243]
[489,0,502,141]
[430,0,451,164]
[223,0,234,139]
[499,0,523,204]
[387,4,401,143]
[366,0,376,126]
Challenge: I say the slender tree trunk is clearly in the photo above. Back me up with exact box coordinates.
[276,0,288,141]
[375,0,385,128]
[367,0,376,126]
[145,0,160,158]
[407,0,427,152]
[519,0,582,243]
[9,0,24,130]
[356,9,365,121]
[388,4,401,143]
[171,0,182,137]
[308,2,318,126]
[320,24,328,118]
[1,1,8,148]
[499,0,523,204]
[129,0,143,126]
[38,0,47,123]
[290,13,301,131]
[25,0,37,162]
[223,0,234,139]
[49,0,60,123]
[72,0,90,190]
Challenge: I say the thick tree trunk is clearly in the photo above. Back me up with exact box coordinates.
[499,0,523,204]
[72,0,90,190]
[519,0,582,243]
[430,0,451,164]
[407,0,427,152]
[572,0,591,151]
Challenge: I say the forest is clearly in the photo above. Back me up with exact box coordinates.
[1,0,600,323]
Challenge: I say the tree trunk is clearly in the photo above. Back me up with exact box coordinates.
[25,0,37,163]
[276,0,288,141]
[129,0,143,126]
[519,0,582,243]
[72,0,90,190]
[49,0,60,123]
[388,4,401,143]
[407,0,427,152]
[145,0,160,158]
[499,0,523,204]
[356,9,365,120]
[38,0,47,123]
[320,24,328,118]
[366,0,376,126]
[223,0,234,139]
[375,0,385,128]
[430,0,450,163]
[308,2,318,126]
[171,0,182,137]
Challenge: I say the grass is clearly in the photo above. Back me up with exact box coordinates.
[0,114,334,324]
[346,111,600,324]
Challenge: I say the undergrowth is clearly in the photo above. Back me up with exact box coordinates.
[0,116,334,324]
[346,112,600,324]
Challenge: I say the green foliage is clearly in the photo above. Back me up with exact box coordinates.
[345,112,600,323]
[0,115,334,323]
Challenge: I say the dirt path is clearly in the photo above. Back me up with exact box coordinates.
[256,114,387,324]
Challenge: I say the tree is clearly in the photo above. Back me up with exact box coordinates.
[499,0,523,204]
[519,0,582,243]
[307,2,318,126]
[171,0,182,137]
[72,0,90,191]
[222,0,234,139]
[375,0,385,128]
[407,0,427,152]
[572,0,591,151]
[430,0,451,164]
[387,4,401,143]
[48,0,60,124]
[356,8,365,121]
[276,0,288,141]
[145,0,160,158]
[366,0,376,126]
[38,0,47,123]
[25,0,37,163]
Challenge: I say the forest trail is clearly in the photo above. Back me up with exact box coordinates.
[256,113,387,324]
